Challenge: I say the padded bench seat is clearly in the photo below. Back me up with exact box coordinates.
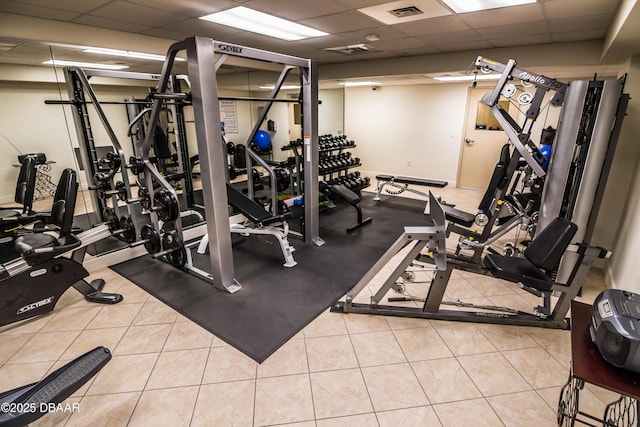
[442,205,476,228]
[484,254,555,291]
[376,175,448,188]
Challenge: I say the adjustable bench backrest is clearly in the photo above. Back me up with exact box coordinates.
[525,216,578,272]
[226,183,274,224]
[478,143,511,214]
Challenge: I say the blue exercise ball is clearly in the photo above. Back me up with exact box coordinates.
[539,144,552,171]
[253,130,271,150]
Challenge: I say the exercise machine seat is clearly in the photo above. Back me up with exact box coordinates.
[442,205,476,228]
[0,156,37,219]
[484,217,577,292]
[14,169,79,257]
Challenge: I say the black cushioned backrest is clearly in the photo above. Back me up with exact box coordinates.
[14,156,36,212]
[50,169,78,237]
[525,217,578,272]
[153,126,172,159]
[226,183,272,223]
[478,144,511,213]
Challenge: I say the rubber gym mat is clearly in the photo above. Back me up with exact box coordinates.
[110,194,429,363]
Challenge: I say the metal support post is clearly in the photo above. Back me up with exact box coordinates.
[185,36,240,293]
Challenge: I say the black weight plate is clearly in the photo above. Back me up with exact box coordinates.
[140,224,161,254]
[102,207,118,230]
[154,189,179,222]
[162,231,186,267]
[118,215,136,243]
[115,181,127,201]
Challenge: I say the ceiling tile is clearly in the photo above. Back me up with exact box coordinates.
[459,3,545,28]
[0,1,80,20]
[87,1,186,26]
[548,14,612,33]
[487,34,553,48]
[160,18,243,38]
[430,39,494,53]
[334,0,391,8]
[139,28,186,41]
[71,15,153,33]
[542,0,620,19]
[394,15,469,37]
[301,10,381,33]
[127,0,237,16]
[13,0,110,13]
[358,0,452,25]
[417,30,484,45]
[551,29,609,43]
[476,21,550,39]
[371,37,425,50]
[245,0,350,20]
[333,25,408,44]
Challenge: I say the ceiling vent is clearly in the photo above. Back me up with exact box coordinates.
[388,6,423,18]
[325,44,381,55]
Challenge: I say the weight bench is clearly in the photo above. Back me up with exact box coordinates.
[321,182,372,232]
[197,184,297,267]
[373,174,448,201]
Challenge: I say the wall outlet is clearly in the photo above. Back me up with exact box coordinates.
[406,160,411,167]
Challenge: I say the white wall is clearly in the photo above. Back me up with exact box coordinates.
[319,88,344,136]
[345,83,468,184]
[606,55,640,293]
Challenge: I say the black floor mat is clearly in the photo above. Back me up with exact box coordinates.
[110,195,428,362]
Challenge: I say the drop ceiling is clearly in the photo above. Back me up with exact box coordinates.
[0,0,637,86]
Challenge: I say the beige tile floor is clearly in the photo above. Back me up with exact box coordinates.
[0,184,621,427]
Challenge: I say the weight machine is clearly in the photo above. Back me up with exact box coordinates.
[442,57,569,262]
[333,56,627,329]
[128,36,320,293]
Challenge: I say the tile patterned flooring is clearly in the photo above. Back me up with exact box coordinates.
[0,186,619,426]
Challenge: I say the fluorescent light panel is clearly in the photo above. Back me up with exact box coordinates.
[434,74,500,82]
[259,85,301,90]
[341,81,381,87]
[84,47,185,62]
[441,0,536,14]
[42,59,129,70]
[200,7,328,41]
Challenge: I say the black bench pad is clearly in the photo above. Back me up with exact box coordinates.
[329,184,360,204]
[226,184,291,226]
[376,175,448,188]
[442,205,475,228]
[484,254,555,292]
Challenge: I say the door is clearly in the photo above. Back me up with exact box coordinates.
[457,87,513,189]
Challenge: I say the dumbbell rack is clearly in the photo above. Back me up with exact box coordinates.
[319,134,370,195]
